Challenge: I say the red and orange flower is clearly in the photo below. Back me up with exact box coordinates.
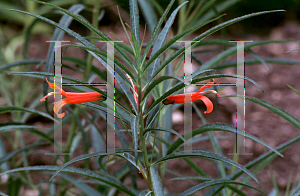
[163,79,220,114]
[40,78,106,118]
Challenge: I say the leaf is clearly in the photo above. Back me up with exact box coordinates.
[0,191,8,196]
[0,59,45,72]
[143,128,186,142]
[194,40,294,74]
[49,149,135,181]
[0,142,47,165]
[141,0,175,69]
[0,125,47,132]
[82,48,139,114]
[287,84,300,97]
[152,150,260,187]
[138,0,157,34]
[90,117,105,168]
[144,14,225,77]
[166,123,283,157]
[150,166,164,196]
[0,106,57,123]
[138,190,152,196]
[82,102,131,126]
[150,10,285,82]
[0,166,138,196]
[130,0,141,47]
[131,114,140,161]
[147,1,188,82]
[237,96,300,130]
[31,0,133,66]
[142,75,184,104]
[292,188,300,196]
[6,71,108,105]
[98,152,145,174]
[7,177,22,196]
[247,48,269,70]
[205,134,300,195]
[58,173,104,196]
[171,176,215,181]
[179,179,266,196]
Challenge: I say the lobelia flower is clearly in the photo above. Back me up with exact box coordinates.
[163,79,221,114]
[40,77,106,118]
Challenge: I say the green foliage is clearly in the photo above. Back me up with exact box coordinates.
[0,0,299,195]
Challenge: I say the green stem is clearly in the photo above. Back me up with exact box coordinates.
[84,0,100,81]
[138,59,153,192]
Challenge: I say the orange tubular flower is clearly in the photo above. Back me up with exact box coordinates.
[40,78,106,118]
[126,74,138,109]
[163,79,221,114]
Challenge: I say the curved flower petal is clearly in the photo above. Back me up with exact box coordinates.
[53,99,68,118]
[198,96,214,114]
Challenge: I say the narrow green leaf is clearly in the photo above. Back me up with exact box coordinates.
[195,40,293,74]
[0,166,139,196]
[138,0,157,33]
[194,0,242,25]
[7,177,22,196]
[82,48,138,114]
[131,114,140,161]
[292,188,300,196]
[0,59,45,72]
[81,102,131,126]
[141,0,175,69]
[0,125,46,132]
[49,149,135,181]
[99,152,145,174]
[179,179,266,196]
[143,128,186,142]
[58,173,103,196]
[247,49,269,70]
[0,191,8,196]
[207,134,300,195]
[287,84,300,97]
[151,10,285,81]
[31,0,133,67]
[225,185,247,196]
[239,96,300,130]
[138,190,152,196]
[147,1,188,82]
[150,166,164,196]
[0,106,57,122]
[166,123,283,157]
[6,71,107,103]
[145,104,164,130]
[130,0,141,47]
[144,14,225,77]
[216,57,300,70]
[142,75,183,104]
[171,176,215,181]
[152,150,260,187]
[0,142,47,165]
